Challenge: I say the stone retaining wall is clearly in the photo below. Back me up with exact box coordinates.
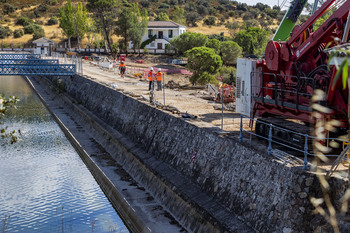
[46,74,347,232]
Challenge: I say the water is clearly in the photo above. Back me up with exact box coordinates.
[0,76,129,233]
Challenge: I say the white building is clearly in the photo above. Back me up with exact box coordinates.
[32,37,54,56]
[129,21,186,50]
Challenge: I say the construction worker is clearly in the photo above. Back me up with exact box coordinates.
[119,61,126,78]
[148,67,155,90]
[156,68,163,91]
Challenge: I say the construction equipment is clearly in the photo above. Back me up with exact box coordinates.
[236,0,350,148]
[207,84,235,103]
[215,84,235,103]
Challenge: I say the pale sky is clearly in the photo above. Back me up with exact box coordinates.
[239,0,315,9]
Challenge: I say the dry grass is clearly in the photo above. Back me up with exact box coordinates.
[187,24,230,37]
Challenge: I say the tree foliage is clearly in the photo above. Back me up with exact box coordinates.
[115,7,133,53]
[233,27,268,56]
[59,0,75,49]
[170,6,186,25]
[220,41,242,65]
[205,38,221,54]
[170,32,208,55]
[73,2,88,49]
[87,0,120,54]
[155,12,169,21]
[129,4,148,54]
[185,46,222,85]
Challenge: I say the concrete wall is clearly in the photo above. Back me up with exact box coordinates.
[47,74,348,232]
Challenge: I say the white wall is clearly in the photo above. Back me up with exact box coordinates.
[129,26,186,49]
[236,58,257,117]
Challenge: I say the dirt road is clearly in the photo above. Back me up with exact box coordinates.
[80,59,245,133]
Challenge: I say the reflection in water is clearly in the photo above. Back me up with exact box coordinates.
[0,76,129,233]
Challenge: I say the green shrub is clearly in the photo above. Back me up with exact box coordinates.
[45,0,57,5]
[37,4,48,12]
[47,17,58,25]
[140,0,149,7]
[0,25,11,39]
[32,27,45,40]
[13,29,24,38]
[3,3,16,15]
[159,3,170,9]
[217,66,236,85]
[16,16,32,26]
[23,24,35,34]
[204,16,216,26]
[23,24,40,34]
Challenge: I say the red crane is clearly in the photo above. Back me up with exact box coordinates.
[250,0,350,143]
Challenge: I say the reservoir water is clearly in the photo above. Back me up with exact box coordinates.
[0,76,129,233]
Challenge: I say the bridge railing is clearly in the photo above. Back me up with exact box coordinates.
[0,64,76,76]
[238,115,350,170]
[0,54,41,59]
[0,59,59,65]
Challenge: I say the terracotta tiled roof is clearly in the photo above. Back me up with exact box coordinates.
[148,21,185,28]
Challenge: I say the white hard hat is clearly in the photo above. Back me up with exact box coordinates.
[150,67,153,71]
[158,68,161,71]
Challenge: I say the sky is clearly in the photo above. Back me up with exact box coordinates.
[239,0,280,8]
[239,0,315,10]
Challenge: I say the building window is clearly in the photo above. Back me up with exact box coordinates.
[168,30,173,38]
[148,29,153,38]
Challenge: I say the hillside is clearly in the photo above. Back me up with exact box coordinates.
[0,0,282,47]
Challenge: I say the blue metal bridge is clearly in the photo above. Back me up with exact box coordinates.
[0,53,76,76]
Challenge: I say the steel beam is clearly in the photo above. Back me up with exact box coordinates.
[0,59,59,65]
[0,64,76,76]
[0,54,41,59]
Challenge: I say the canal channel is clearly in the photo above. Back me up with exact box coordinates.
[0,76,129,232]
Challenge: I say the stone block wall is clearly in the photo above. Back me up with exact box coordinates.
[47,74,348,232]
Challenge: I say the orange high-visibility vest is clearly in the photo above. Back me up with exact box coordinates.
[119,63,125,68]
[148,71,154,81]
[156,72,162,81]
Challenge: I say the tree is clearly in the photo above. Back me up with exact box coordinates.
[219,41,242,65]
[73,2,88,50]
[205,39,221,54]
[115,7,133,54]
[185,11,200,26]
[234,27,268,56]
[87,0,120,55]
[155,12,169,21]
[185,47,222,85]
[59,0,75,49]
[170,32,208,55]
[170,6,186,25]
[85,16,97,48]
[129,4,148,54]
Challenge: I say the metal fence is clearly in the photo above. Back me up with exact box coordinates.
[239,115,350,170]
